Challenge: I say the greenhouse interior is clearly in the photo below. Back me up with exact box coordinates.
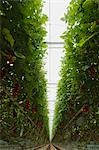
[0,0,99,149]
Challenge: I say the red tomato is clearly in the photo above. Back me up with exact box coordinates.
[12,83,20,97]
[26,99,30,110]
[88,66,97,78]
[32,105,37,113]
[6,54,16,65]
[36,121,43,128]
[81,105,89,113]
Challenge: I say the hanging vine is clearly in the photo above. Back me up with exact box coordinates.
[52,0,99,146]
[0,0,49,147]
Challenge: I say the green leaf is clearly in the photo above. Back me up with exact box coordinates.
[91,21,96,31]
[77,32,99,47]
[0,10,5,16]
[20,128,24,137]
[2,28,15,47]
[14,51,25,59]
[83,0,95,11]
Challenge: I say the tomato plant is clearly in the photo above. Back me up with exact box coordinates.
[52,0,99,146]
[0,0,49,147]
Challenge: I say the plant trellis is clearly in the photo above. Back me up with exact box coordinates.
[0,0,49,148]
[52,0,99,147]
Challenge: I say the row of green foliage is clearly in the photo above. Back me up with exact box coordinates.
[0,0,49,147]
[52,0,99,145]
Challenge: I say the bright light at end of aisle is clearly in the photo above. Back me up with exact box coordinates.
[43,0,71,140]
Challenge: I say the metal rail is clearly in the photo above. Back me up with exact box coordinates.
[34,144,48,150]
[45,42,64,45]
[52,144,62,150]
[63,104,89,131]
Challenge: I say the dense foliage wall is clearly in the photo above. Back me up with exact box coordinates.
[0,0,49,147]
[52,0,99,146]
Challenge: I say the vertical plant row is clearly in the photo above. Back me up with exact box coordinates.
[52,0,99,147]
[0,0,49,147]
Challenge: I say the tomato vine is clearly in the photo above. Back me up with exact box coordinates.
[52,0,99,146]
[0,0,49,147]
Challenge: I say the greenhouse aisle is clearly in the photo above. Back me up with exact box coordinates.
[43,0,70,140]
[0,0,99,149]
